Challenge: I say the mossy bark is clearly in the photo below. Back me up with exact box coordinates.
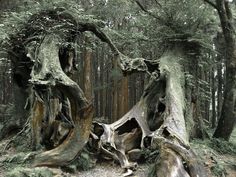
[7,9,207,175]
[90,48,207,177]
[213,0,236,140]
[25,35,94,166]
[150,49,206,177]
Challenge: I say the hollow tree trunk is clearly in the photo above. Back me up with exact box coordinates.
[8,10,207,175]
[8,13,123,166]
[151,50,206,177]
[91,48,207,177]
[27,35,94,166]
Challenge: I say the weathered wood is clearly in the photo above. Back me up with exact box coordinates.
[31,100,44,150]
[91,49,207,177]
[213,0,236,140]
[25,35,94,166]
[151,49,206,177]
[34,104,93,166]
[7,9,207,175]
[83,38,93,101]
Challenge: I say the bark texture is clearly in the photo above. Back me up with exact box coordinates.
[7,8,207,176]
[7,8,121,166]
[26,35,93,166]
[212,0,236,140]
[90,49,207,177]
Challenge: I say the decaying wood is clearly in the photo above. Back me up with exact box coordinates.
[31,100,44,150]
[9,8,207,176]
[28,31,205,175]
[90,101,149,170]
[90,49,207,177]
[27,35,94,166]
[20,13,136,166]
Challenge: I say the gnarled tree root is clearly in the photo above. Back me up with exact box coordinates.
[90,49,208,177]
[34,105,94,166]
[27,35,94,166]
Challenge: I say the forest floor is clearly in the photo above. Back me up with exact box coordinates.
[0,128,236,177]
[190,127,236,177]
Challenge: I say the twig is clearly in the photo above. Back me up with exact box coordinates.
[3,117,30,152]
[154,0,162,8]
[135,0,162,20]
[203,0,218,10]
[78,22,120,55]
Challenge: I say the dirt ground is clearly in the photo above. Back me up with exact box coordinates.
[77,162,149,177]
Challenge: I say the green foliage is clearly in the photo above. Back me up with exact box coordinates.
[0,0,218,62]
[62,151,96,172]
[88,0,133,24]
[17,0,209,64]
[137,0,217,52]
[0,0,102,49]
[192,138,236,155]
[211,163,226,177]
[6,167,53,177]
[140,148,159,164]
[76,151,95,171]
[209,138,236,155]
[191,137,236,177]
[0,0,104,73]
[1,152,37,172]
[86,0,218,64]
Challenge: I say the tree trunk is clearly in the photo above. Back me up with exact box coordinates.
[84,45,93,101]
[99,44,107,118]
[7,9,207,175]
[213,0,236,140]
[214,65,236,140]
[93,48,99,117]
[217,61,223,120]
[211,67,216,128]
[25,35,94,166]
[118,76,129,117]
[214,31,224,123]
[91,48,207,177]
[112,59,119,122]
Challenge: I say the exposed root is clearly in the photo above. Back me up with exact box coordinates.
[90,49,207,177]
[3,116,30,152]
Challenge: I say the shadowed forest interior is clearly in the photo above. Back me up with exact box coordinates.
[0,1,236,177]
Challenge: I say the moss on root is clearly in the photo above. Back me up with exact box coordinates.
[190,134,236,177]
[6,167,53,177]
[62,150,96,173]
